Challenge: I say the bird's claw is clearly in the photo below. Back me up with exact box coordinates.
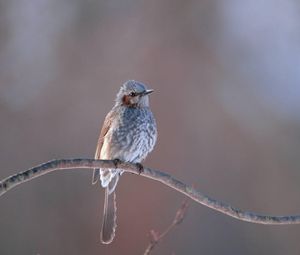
[113,158,121,168]
[135,163,144,174]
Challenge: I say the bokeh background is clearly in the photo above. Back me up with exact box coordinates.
[1,0,300,254]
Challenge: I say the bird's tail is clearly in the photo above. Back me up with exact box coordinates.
[92,169,100,185]
[101,174,119,244]
[92,167,119,192]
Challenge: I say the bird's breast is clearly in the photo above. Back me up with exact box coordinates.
[104,107,157,162]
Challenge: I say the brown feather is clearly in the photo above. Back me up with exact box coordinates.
[92,110,115,184]
[122,95,139,108]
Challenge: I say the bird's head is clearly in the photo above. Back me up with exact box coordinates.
[115,80,154,108]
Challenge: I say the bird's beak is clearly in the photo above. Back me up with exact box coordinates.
[143,89,154,95]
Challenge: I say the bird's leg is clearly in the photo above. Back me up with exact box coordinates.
[113,158,121,168]
[135,163,144,174]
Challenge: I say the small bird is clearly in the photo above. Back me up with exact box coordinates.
[92,80,157,244]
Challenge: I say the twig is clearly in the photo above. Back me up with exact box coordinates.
[144,199,189,255]
[1,158,300,225]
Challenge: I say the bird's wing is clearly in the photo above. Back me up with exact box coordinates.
[92,110,115,184]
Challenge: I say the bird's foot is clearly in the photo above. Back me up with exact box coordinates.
[113,158,121,168]
[135,163,144,174]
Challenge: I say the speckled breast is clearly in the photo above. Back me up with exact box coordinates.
[110,107,157,163]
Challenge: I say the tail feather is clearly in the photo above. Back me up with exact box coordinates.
[100,169,118,189]
[92,168,118,187]
[101,188,117,244]
[94,170,119,244]
[92,169,100,185]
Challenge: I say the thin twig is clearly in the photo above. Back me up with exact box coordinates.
[1,158,300,225]
[144,199,189,255]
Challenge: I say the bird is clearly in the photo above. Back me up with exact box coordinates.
[92,80,157,244]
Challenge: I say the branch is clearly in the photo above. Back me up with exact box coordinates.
[144,199,190,255]
[1,158,300,225]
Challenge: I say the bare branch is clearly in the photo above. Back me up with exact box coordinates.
[144,199,190,255]
[1,158,300,225]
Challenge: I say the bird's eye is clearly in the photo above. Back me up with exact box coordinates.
[129,92,137,97]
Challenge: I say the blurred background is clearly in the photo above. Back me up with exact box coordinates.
[1,0,300,254]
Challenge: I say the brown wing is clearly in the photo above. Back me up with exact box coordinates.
[92,110,115,184]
